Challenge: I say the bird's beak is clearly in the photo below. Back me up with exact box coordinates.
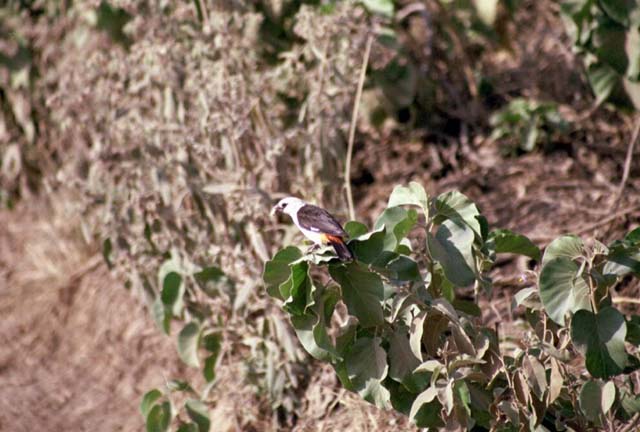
[270,205,281,217]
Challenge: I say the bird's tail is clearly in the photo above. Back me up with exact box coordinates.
[326,235,354,262]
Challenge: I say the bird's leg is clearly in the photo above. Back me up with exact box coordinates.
[306,243,321,253]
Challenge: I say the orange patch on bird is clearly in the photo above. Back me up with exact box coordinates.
[320,233,343,244]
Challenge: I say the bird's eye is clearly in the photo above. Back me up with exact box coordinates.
[281,203,288,208]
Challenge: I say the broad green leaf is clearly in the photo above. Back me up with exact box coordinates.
[388,326,421,384]
[166,379,195,393]
[177,322,201,368]
[152,297,170,335]
[621,391,640,418]
[627,315,640,345]
[599,0,639,26]
[96,0,133,49]
[158,258,185,316]
[428,220,476,287]
[542,235,584,266]
[360,0,394,17]
[374,207,418,251]
[140,389,163,418]
[603,236,640,277]
[263,247,303,300]
[386,255,421,282]
[280,261,315,316]
[291,287,339,361]
[344,221,368,238]
[201,333,221,382]
[410,386,444,427]
[410,310,427,361]
[388,182,429,217]
[330,264,384,327]
[185,399,210,432]
[539,257,591,325]
[571,307,628,378]
[194,266,234,298]
[160,272,184,308]
[348,227,386,264]
[489,229,541,261]
[344,337,391,408]
[146,401,171,432]
[177,424,198,432]
[579,380,615,424]
[434,191,482,237]
[587,63,619,106]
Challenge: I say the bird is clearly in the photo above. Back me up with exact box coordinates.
[271,197,354,262]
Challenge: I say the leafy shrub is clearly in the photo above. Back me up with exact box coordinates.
[490,98,569,153]
[561,0,640,109]
[265,182,640,429]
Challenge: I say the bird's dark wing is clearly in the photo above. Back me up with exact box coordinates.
[297,204,348,237]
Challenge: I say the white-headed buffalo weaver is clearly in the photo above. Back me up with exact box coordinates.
[271,197,354,262]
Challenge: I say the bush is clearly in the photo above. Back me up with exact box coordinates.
[266,182,640,430]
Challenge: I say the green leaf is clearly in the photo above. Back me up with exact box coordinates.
[542,235,584,266]
[330,263,384,327]
[344,221,368,238]
[96,1,133,49]
[388,182,429,217]
[627,315,640,345]
[579,380,616,424]
[152,297,170,335]
[140,389,163,418]
[166,379,195,393]
[177,424,199,432]
[360,0,394,18]
[177,321,201,368]
[201,333,221,382]
[539,257,592,325]
[434,191,482,238]
[410,386,445,428]
[374,207,418,251]
[428,220,476,287]
[348,227,386,264]
[194,266,234,298]
[158,258,185,316]
[587,63,619,106]
[263,247,303,300]
[388,326,421,384]
[291,287,340,361]
[146,401,171,432]
[571,307,628,378]
[386,255,421,282]
[599,0,638,26]
[489,229,541,261]
[344,337,391,408]
[161,272,184,308]
[102,237,113,269]
[185,399,210,432]
[280,261,315,316]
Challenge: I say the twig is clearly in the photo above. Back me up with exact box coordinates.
[612,296,640,305]
[611,114,640,213]
[618,413,640,432]
[344,34,373,221]
[574,204,640,235]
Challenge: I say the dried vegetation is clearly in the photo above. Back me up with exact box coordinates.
[1,0,639,430]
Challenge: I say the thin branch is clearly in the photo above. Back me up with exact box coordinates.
[344,34,373,221]
[612,296,640,305]
[612,114,640,213]
[618,413,640,432]
[575,204,640,235]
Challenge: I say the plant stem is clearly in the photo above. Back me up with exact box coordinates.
[344,34,373,221]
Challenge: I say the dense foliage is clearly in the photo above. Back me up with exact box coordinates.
[266,182,640,430]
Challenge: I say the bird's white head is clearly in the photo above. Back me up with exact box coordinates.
[271,196,306,217]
